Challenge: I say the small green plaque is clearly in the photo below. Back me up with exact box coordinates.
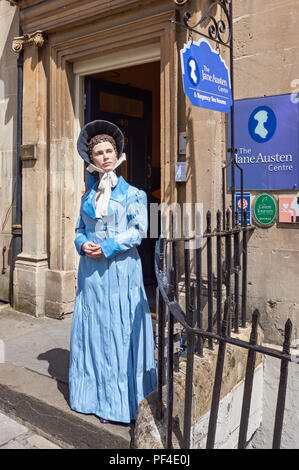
[253,193,277,226]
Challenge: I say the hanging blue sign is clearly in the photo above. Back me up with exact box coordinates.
[228,94,299,190]
[180,38,232,113]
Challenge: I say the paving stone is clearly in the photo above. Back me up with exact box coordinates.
[0,411,62,449]
[26,434,61,449]
[0,411,28,446]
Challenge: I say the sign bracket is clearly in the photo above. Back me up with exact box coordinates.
[173,0,243,226]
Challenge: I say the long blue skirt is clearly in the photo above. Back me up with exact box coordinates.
[68,246,157,423]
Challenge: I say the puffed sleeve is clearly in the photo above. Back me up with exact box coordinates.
[74,200,88,256]
[100,189,148,259]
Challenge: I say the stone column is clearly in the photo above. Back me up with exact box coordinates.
[13,42,48,317]
[0,2,19,302]
[44,56,77,319]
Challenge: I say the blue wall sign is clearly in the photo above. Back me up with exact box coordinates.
[235,193,251,225]
[229,94,299,190]
[180,39,232,113]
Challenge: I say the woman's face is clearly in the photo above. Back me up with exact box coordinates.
[91,141,118,172]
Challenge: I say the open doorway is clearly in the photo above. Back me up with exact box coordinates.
[84,62,160,310]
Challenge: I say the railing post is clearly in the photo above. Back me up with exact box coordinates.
[206,297,230,449]
[182,284,196,449]
[172,213,179,301]
[216,210,222,336]
[234,210,240,333]
[183,211,191,324]
[157,237,166,421]
[225,209,232,336]
[241,209,248,328]
[222,166,226,231]
[272,319,293,449]
[207,211,213,349]
[166,266,175,449]
[238,309,259,448]
[196,230,203,356]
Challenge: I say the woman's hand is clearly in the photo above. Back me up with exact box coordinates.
[82,242,104,258]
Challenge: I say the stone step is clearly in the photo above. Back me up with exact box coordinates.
[0,362,133,449]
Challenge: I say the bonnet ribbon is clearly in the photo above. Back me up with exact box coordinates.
[86,153,126,218]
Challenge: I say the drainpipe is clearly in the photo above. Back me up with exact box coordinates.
[9,22,23,306]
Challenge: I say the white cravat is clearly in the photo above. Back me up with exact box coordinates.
[86,153,126,218]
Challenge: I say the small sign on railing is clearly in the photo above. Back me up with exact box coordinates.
[235,192,252,225]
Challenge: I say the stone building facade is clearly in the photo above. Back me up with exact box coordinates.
[0,1,19,306]
[0,0,298,347]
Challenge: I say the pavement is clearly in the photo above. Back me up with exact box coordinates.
[0,410,62,449]
[0,302,137,449]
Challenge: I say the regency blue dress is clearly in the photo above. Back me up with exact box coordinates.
[69,175,157,423]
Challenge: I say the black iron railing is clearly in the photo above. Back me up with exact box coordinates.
[154,209,296,449]
[156,0,299,449]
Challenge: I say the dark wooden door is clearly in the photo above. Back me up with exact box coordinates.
[85,77,156,289]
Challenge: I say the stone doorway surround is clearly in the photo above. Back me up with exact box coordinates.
[13,0,179,318]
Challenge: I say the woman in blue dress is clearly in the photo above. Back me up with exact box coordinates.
[69,120,157,425]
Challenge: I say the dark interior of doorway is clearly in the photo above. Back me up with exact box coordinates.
[86,61,160,312]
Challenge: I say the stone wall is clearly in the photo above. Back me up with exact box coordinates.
[249,343,299,449]
[133,325,263,449]
[233,0,299,346]
[191,363,263,449]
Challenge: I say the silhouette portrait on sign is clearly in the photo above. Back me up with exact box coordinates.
[253,110,269,139]
[189,59,198,85]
